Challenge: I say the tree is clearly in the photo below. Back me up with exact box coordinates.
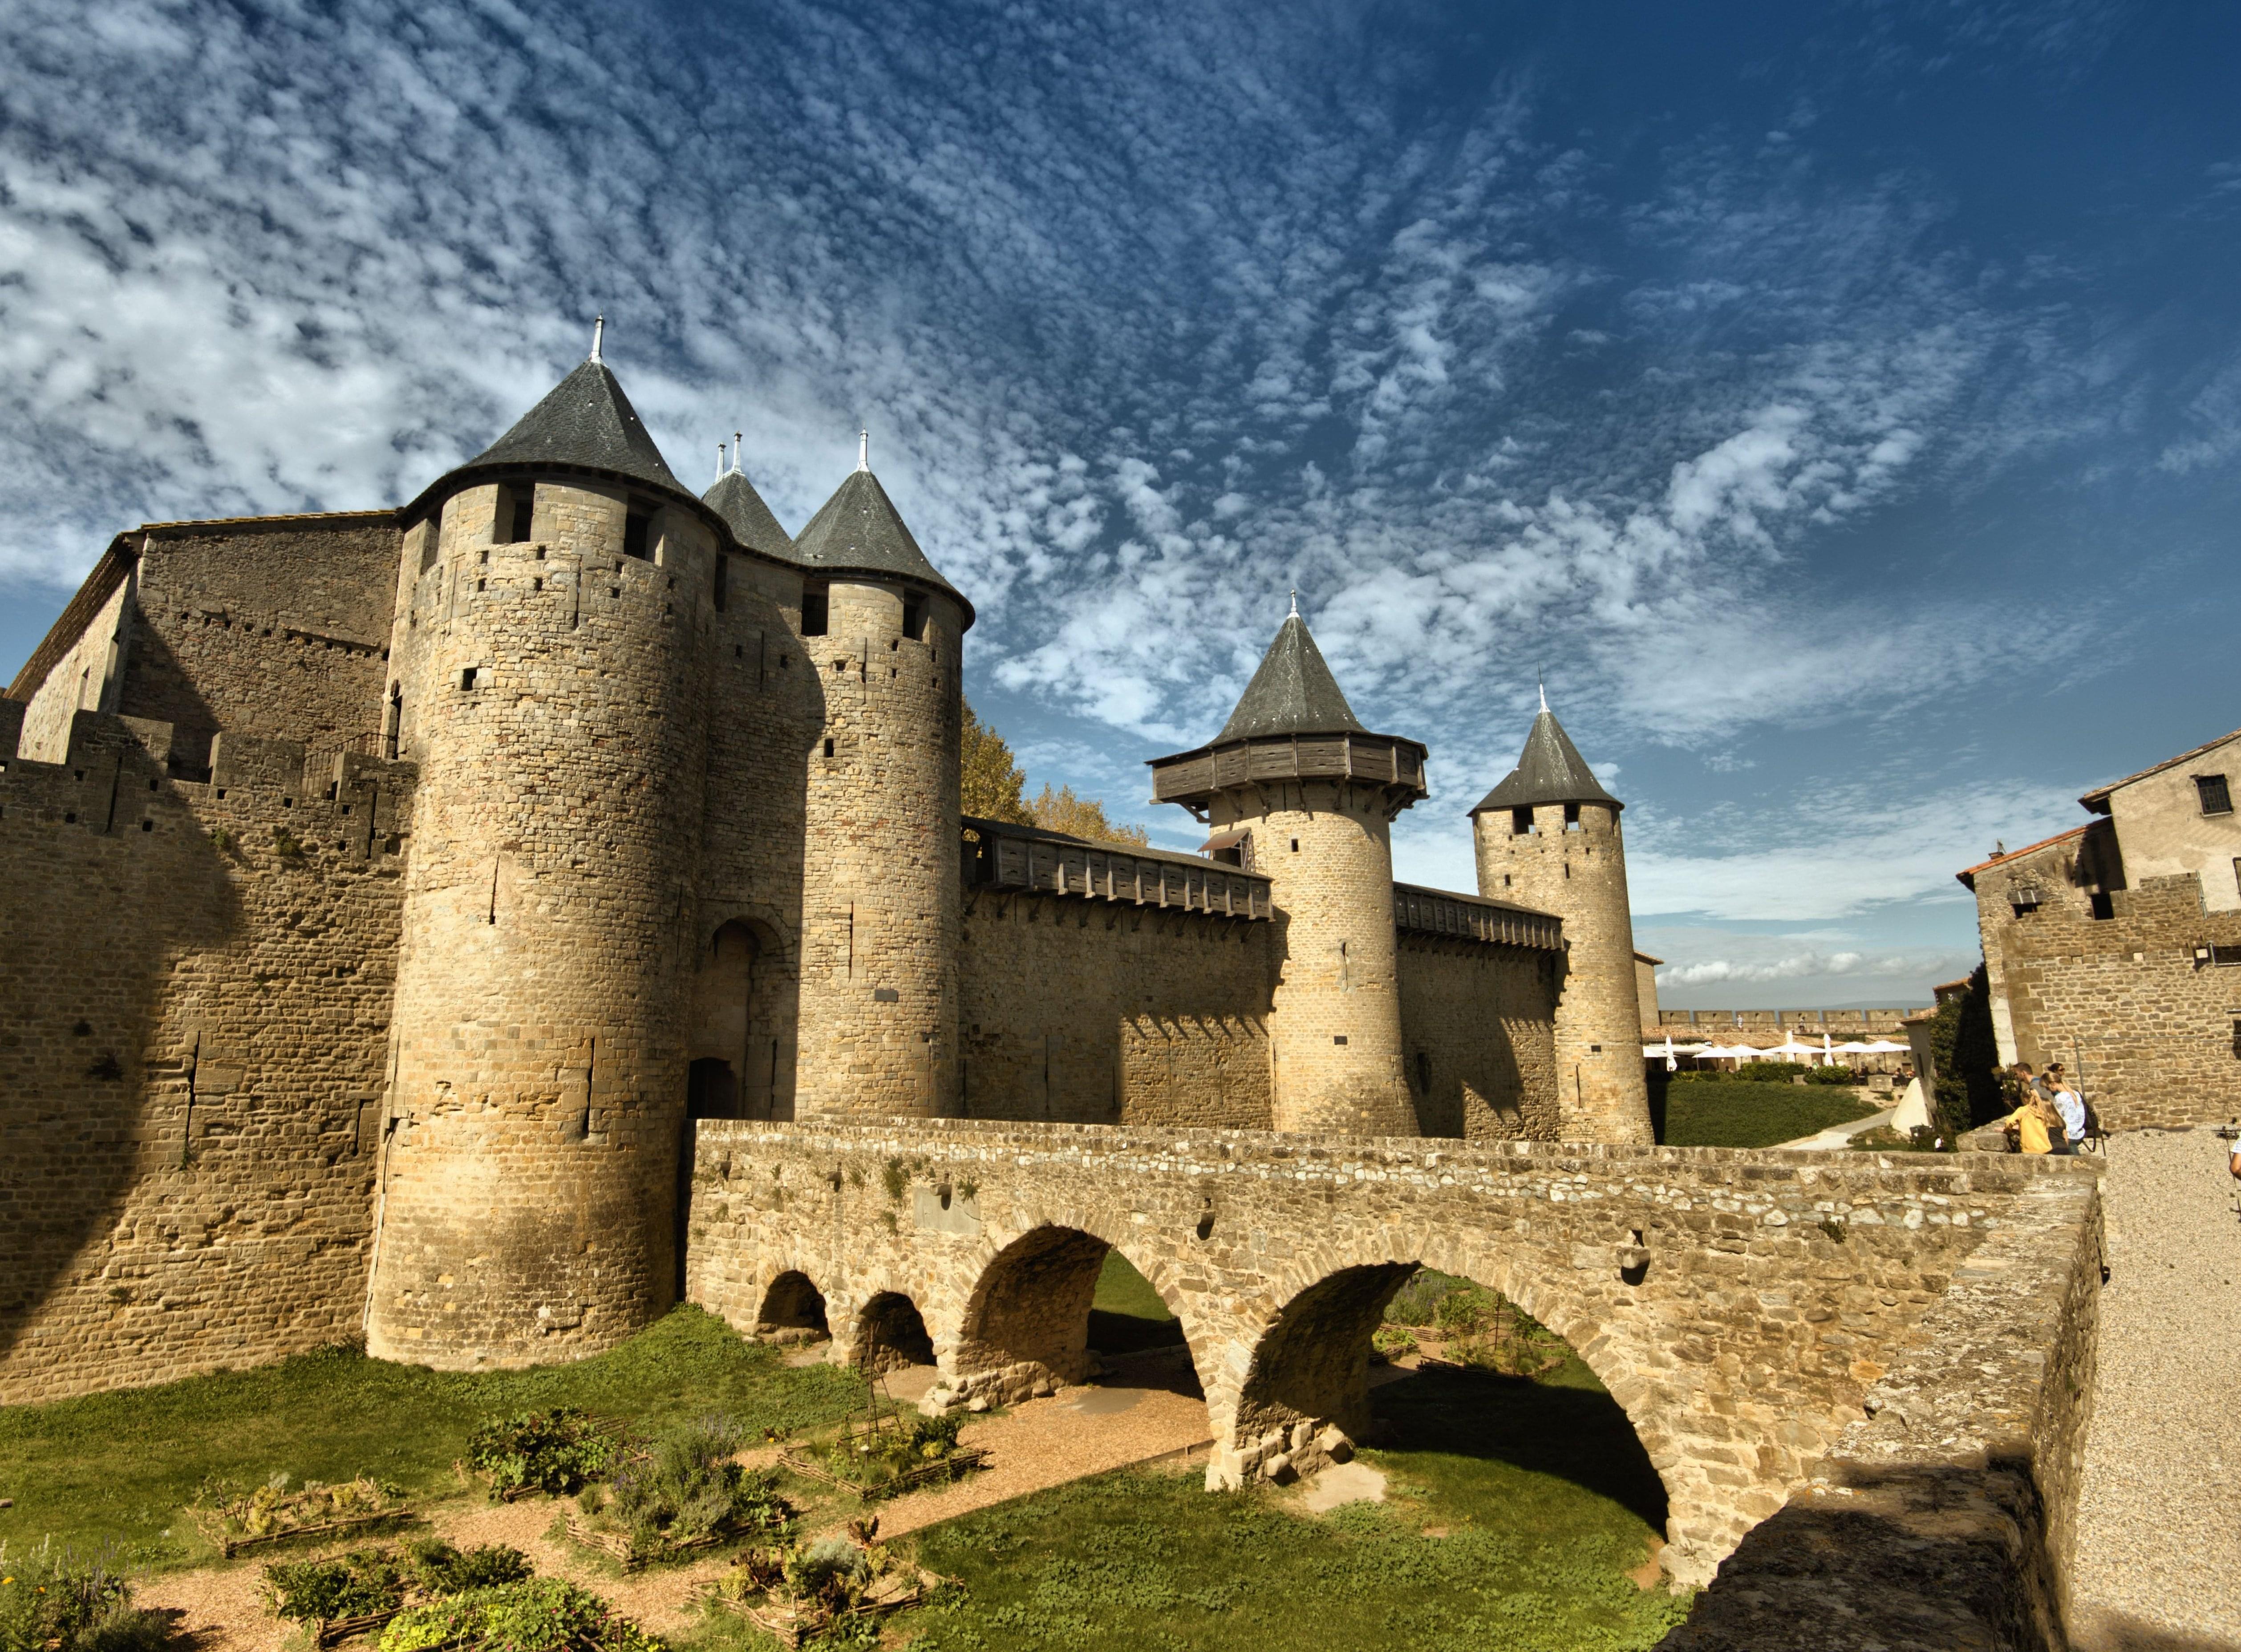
[960,700,1032,824]
[1028,784,1150,847]
[958,700,1150,845]
[1926,964,2008,1141]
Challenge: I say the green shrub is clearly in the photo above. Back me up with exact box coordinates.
[1803,1065,1864,1086]
[466,1409,618,1499]
[1382,1268,1466,1326]
[405,1539,533,1594]
[0,1542,169,1652]
[262,1549,407,1623]
[591,1416,789,1555]
[378,1579,661,1652]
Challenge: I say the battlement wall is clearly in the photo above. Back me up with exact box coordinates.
[1396,937,1562,1139]
[959,883,1276,1129]
[0,704,415,1403]
[117,514,400,766]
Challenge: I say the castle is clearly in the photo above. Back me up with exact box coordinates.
[0,339,1649,1401]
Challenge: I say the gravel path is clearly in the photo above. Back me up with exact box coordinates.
[2069,1126,2241,1651]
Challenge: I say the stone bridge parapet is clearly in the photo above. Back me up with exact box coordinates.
[682,1117,2097,1591]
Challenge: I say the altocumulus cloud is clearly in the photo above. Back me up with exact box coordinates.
[0,0,2188,999]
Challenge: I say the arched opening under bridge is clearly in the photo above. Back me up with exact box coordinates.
[1231,1263,1670,1579]
[755,1270,828,1348]
[855,1291,936,1374]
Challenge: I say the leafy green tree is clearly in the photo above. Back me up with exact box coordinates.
[1927,964,2007,1139]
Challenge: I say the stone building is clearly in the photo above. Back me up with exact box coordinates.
[0,340,1649,1401]
[1962,722,2241,1129]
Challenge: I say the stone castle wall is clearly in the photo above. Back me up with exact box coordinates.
[1396,936,1562,1138]
[365,480,719,1368]
[1976,840,2241,1129]
[115,515,401,769]
[1207,782,1414,1135]
[16,569,133,763]
[1477,800,1652,1142]
[684,1114,2100,1591]
[793,581,964,1120]
[957,885,1277,1127]
[0,702,413,1403]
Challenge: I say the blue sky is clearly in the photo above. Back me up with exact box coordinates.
[1,0,2235,1006]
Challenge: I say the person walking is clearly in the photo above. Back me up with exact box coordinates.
[2000,1090,2055,1155]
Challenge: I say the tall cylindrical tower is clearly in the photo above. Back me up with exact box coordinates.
[1149,611,1426,1135]
[1468,696,1651,1145]
[367,349,724,1366]
[789,456,970,1119]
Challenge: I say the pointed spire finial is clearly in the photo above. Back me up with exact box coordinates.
[858,428,869,472]
[590,313,604,363]
[1288,588,1299,619]
[733,432,743,475]
[716,441,726,485]
[1538,672,1548,715]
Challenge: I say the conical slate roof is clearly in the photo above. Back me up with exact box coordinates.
[1216,614,1367,742]
[467,358,688,499]
[792,468,970,621]
[1469,706,1622,814]
[703,468,796,562]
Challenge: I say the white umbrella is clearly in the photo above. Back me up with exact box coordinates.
[1857,1039,1910,1053]
[1765,1038,1819,1057]
[1831,1041,1875,1054]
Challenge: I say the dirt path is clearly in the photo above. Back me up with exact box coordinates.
[2067,1127,2241,1651]
[136,1377,1208,1649]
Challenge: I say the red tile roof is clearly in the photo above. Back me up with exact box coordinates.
[1954,825,2087,890]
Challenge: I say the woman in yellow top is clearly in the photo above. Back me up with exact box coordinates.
[2000,1094,2058,1154]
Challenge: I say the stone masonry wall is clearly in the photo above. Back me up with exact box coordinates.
[1396,936,1562,1138]
[0,704,413,1404]
[957,887,1276,1126]
[793,582,963,1120]
[366,480,717,1369]
[17,574,132,763]
[1207,781,1414,1135]
[1662,1165,2101,1652]
[685,1115,2097,1589]
[116,515,401,769]
[1977,846,2241,1129]
[1476,801,1653,1143]
[689,553,819,1117]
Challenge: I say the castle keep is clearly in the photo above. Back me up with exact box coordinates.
[0,341,1648,1400]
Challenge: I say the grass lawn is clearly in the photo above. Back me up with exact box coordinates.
[1659,1081,1881,1149]
[0,1305,860,1568]
[858,1351,1684,1652]
[1087,1250,1187,1354]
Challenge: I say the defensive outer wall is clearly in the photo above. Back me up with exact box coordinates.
[684,1116,2101,1637]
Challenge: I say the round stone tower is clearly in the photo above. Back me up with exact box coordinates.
[367,338,728,1365]
[1467,693,1652,1145]
[789,441,971,1119]
[1149,607,1426,1135]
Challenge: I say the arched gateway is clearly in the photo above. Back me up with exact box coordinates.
[681,1115,2097,1592]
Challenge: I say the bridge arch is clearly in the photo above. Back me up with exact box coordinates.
[1221,1224,1717,1578]
[755,1269,828,1342]
[940,1203,1206,1409]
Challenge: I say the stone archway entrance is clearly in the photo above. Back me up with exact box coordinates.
[690,918,793,1120]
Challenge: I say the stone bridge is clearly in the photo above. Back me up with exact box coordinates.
[683,1118,2098,1615]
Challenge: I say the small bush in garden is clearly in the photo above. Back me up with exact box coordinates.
[378,1579,661,1652]
[1381,1268,1467,1326]
[403,1539,533,1594]
[586,1415,789,1556]
[0,1539,170,1652]
[261,1549,408,1623]
[196,1473,409,1541]
[1370,1324,1417,1360]
[466,1409,619,1499]
[784,1537,871,1609]
[1803,1065,1863,1086]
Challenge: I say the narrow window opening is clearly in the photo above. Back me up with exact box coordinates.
[2198,774,2233,816]
[141,819,154,832]
[2213,943,2241,967]
[824,738,836,758]
[507,487,534,543]
[622,502,655,561]
[476,578,486,592]
[1290,838,1300,853]
[385,685,402,760]
[903,591,926,641]
[1333,1034,1349,1046]
[478,548,490,565]
[1564,802,1581,830]
[1512,806,1532,837]
[800,586,829,636]
[460,667,478,691]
